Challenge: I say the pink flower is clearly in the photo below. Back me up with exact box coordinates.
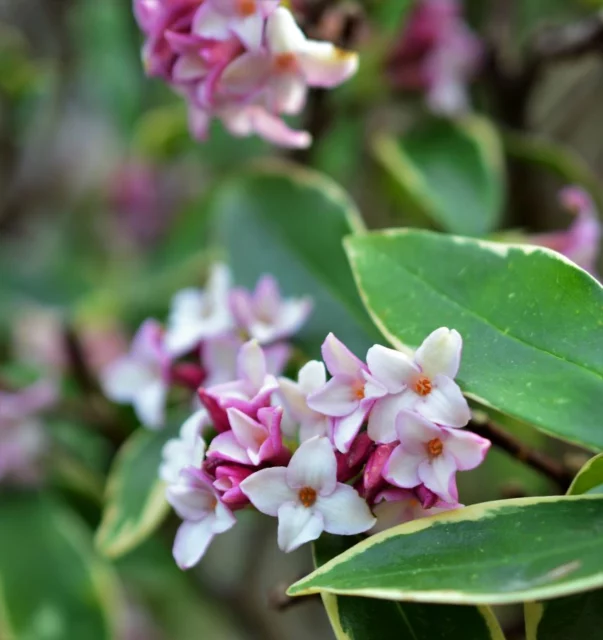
[101,319,171,429]
[278,360,330,442]
[230,274,312,344]
[307,334,387,453]
[387,0,482,115]
[208,406,289,465]
[168,467,236,569]
[384,411,490,503]
[367,327,471,443]
[372,488,461,534]
[531,186,601,276]
[199,339,278,426]
[241,436,375,552]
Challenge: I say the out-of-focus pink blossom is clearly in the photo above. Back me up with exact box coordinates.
[101,320,171,429]
[531,186,601,276]
[134,2,359,147]
[230,274,312,345]
[0,381,57,485]
[387,0,482,115]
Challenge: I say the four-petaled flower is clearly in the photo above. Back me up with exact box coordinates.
[168,467,236,569]
[384,411,490,503]
[241,436,375,552]
[165,263,234,357]
[307,333,386,453]
[367,327,471,443]
[230,274,312,345]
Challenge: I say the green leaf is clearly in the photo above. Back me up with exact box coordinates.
[209,161,382,357]
[524,454,603,638]
[0,492,121,639]
[288,495,603,605]
[95,424,178,558]
[345,229,603,450]
[372,117,505,236]
[313,534,505,640]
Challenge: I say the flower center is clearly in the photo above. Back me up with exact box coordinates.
[298,486,317,508]
[414,376,432,397]
[274,52,298,73]
[237,0,256,17]
[210,496,218,510]
[426,438,443,458]
[352,379,365,400]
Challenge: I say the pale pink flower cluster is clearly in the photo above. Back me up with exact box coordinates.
[158,309,490,568]
[0,381,57,485]
[387,0,482,115]
[101,263,312,429]
[531,186,601,278]
[134,0,359,148]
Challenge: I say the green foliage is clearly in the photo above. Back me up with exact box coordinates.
[345,229,603,449]
[95,424,179,558]
[208,162,382,358]
[313,534,504,640]
[0,493,121,639]
[373,116,505,235]
[289,495,603,604]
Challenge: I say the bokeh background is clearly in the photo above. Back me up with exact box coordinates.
[1,1,602,639]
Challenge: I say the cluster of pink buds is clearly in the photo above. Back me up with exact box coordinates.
[101,263,312,429]
[531,186,601,278]
[387,0,483,116]
[0,381,57,485]
[154,284,490,568]
[134,0,359,148]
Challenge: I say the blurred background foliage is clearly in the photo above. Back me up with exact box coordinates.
[0,0,602,639]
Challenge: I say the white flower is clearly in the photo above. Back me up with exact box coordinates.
[367,327,471,443]
[240,436,375,552]
[278,360,330,442]
[101,320,170,429]
[165,263,234,357]
[159,409,209,485]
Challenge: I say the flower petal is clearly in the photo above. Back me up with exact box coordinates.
[383,445,422,488]
[227,408,267,455]
[298,41,359,88]
[321,333,364,377]
[277,502,324,552]
[298,360,326,394]
[307,376,359,417]
[286,436,337,495]
[173,518,215,570]
[366,345,417,394]
[367,392,416,443]
[395,410,440,454]
[317,484,375,535]
[443,427,490,471]
[417,374,471,427]
[207,431,251,464]
[418,454,458,503]
[240,467,295,516]
[133,380,167,429]
[237,340,266,390]
[332,403,371,453]
[414,328,462,379]
[266,7,307,54]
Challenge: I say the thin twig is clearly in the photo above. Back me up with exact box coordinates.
[469,421,574,492]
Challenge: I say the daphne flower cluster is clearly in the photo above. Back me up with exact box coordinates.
[156,282,490,568]
[387,0,482,115]
[101,263,312,429]
[133,0,359,148]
